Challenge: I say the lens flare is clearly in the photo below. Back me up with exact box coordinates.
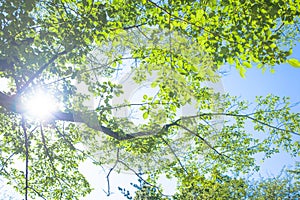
[23,90,58,120]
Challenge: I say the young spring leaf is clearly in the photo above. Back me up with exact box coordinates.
[287,58,300,68]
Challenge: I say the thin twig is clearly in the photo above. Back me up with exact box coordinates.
[122,23,146,30]
[28,186,46,200]
[146,0,216,37]
[136,26,151,40]
[43,125,77,195]
[42,56,134,87]
[40,124,57,177]
[118,160,158,190]
[101,102,173,111]
[118,159,171,198]
[54,126,76,150]
[0,153,15,172]
[180,112,300,136]
[17,50,67,95]
[274,22,285,32]
[175,123,233,160]
[55,124,107,173]
[21,117,29,200]
[159,136,188,174]
[105,148,119,196]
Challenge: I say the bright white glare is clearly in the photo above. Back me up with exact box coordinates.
[24,90,58,120]
[0,78,9,92]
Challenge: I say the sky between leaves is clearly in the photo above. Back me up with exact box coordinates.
[77,43,300,199]
[0,43,299,200]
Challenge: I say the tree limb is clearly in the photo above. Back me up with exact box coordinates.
[21,117,29,200]
[181,112,300,136]
[17,50,67,95]
[105,148,119,196]
[159,136,188,174]
[1,91,299,143]
[175,123,232,160]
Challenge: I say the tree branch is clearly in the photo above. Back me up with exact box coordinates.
[21,117,29,200]
[0,153,15,173]
[1,91,298,143]
[175,123,232,160]
[159,136,188,174]
[181,112,300,136]
[17,50,67,95]
[40,124,58,178]
[105,148,119,196]
[118,159,171,198]
[0,93,134,140]
[28,187,46,200]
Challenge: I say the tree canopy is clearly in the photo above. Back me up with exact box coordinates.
[0,0,300,199]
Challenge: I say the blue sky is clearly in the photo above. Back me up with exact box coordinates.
[223,42,300,101]
[3,46,300,200]
[80,43,300,199]
[1,38,300,200]
[81,45,300,199]
[222,42,300,176]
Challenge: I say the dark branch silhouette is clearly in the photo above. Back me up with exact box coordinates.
[17,50,68,95]
[21,117,29,200]
[1,91,299,144]
[105,148,119,196]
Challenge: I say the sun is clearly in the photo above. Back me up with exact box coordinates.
[23,90,58,120]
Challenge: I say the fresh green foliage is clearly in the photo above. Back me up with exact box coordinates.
[128,167,299,200]
[287,58,300,68]
[0,0,300,199]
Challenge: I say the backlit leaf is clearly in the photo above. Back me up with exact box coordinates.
[287,58,300,68]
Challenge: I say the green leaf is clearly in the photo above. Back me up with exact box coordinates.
[242,61,252,68]
[237,63,246,78]
[270,43,276,49]
[287,58,300,68]
[151,81,158,88]
[227,57,234,65]
[143,112,148,119]
[270,68,275,73]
